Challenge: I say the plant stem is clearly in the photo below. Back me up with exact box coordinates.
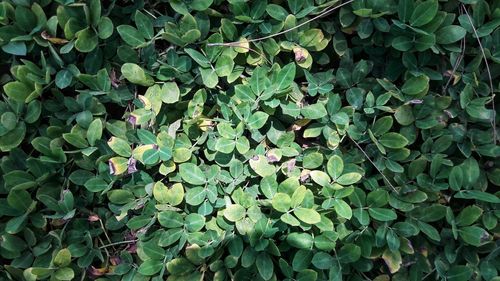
[207,0,355,46]
[461,4,497,144]
[98,239,138,249]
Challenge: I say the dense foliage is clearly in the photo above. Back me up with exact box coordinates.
[1,0,499,280]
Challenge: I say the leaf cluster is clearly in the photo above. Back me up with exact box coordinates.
[0,0,499,281]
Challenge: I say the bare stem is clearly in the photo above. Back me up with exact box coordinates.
[348,135,398,193]
[461,4,497,144]
[207,0,355,47]
[98,237,110,267]
[233,45,272,65]
[442,35,466,94]
[98,239,138,249]
[99,218,114,249]
[79,269,86,281]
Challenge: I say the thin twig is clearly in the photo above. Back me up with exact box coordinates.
[98,237,110,267]
[442,36,466,94]
[348,135,398,193]
[422,268,436,280]
[143,8,157,19]
[207,0,355,47]
[461,4,497,144]
[98,239,138,249]
[98,218,114,250]
[233,45,272,65]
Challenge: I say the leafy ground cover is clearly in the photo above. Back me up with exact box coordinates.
[0,0,499,280]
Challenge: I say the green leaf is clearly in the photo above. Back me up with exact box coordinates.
[371,116,393,136]
[292,250,313,271]
[224,204,246,222]
[191,0,213,10]
[256,253,274,280]
[235,137,250,154]
[179,163,206,185]
[312,252,334,270]
[153,182,184,206]
[166,258,195,275]
[159,228,183,247]
[379,133,409,148]
[446,265,473,281]
[185,213,205,232]
[333,199,352,219]
[435,25,466,44]
[185,48,211,68]
[454,190,500,203]
[369,208,397,221]
[338,244,361,263]
[410,0,438,27]
[117,25,145,47]
[107,136,131,157]
[461,158,480,188]
[417,221,441,241]
[398,0,414,22]
[459,226,490,246]
[456,205,482,226]
[55,70,73,89]
[3,82,31,102]
[1,42,26,56]
[107,190,134,204]
[97,17,114,39]
[449,166,463,190]
[138,259,163,276]
[24,100,42,124]
[63,133,88,148]
[402,75,429,96]
[135,11,154,40]
[301,103,327,119]
[217,123,236,139]
[382,249,402,274]
[161,82,180,103]
[75,28,98,52]
[272,193,291,212]
[266,4,288,21]
[327,155,344,180]
[53,248,72,267]
[273,62,296,91]
[303,152,323,169]
[261,176,278,199]
[1,112,16,131]
[215,138,235,153]
[410,204,446,222]
[185,186,206,205]
[392,36,413,51]
[249,155,275,177]
[287,233,314,249]
[121,63,155,86]
[84,178,108,192]
[7,190,32,211]
[294,207,321,224]
[215,55,234,77]
[281,213,301,226]
[291,186,306,207]
[158,211,184,228]
[200,67,219,88]
[247,111,269,130]
[336,172,362,185]
[137,129,156,144]
[54,268,74,281]
[310,171,330,186]
[394,105,415,125]
[89,0,101,26]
